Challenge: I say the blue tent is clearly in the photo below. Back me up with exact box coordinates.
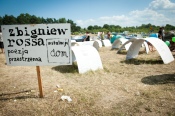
[110,35,122,43]
[149,33,158,38]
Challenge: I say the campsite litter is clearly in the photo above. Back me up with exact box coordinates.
[54,89,63,92]
[57,88,63,92]
[55,84,64,92]
[56,84,61,88]
[61,95,72,102]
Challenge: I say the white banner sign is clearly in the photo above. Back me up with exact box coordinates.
[2,24,72,66]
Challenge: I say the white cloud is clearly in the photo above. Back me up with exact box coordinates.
[98,15,131,26]
[129,9,170,25]
[76,15,137,28]
[75,0,175,28]
[149,0,175,10]
[76,19,95,27]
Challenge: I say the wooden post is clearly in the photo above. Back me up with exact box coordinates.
[36,66,44,98]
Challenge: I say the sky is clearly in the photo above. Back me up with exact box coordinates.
[0,0,175,28]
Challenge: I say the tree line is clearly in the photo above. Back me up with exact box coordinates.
[0,13,175,35]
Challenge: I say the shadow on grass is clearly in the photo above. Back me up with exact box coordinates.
[117,50,146,55]
[110,48,119,51]
[116,50,128,55]
[141,74,175,85]
[52,63,78,73]
[120,58,163,65]
[173,54,175,58]
[0,95,38,101]
[0,90,38,101]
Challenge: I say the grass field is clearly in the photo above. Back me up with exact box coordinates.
[0,46,175,116]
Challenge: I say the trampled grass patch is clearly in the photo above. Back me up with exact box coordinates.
[0,47,175,116]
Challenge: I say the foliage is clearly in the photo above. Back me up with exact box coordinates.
[0,13,175,34]
[3,14,17,24]
[72,32,79,35]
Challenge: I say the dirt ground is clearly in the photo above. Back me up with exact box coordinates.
[0,46,175,116]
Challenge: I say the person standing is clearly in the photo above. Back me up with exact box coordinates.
[84,32,90,41]
[100,32,104,40]
[162,27,165,41]
[158,27,163,40]
[107,31,111,40]
[0,28,4,54]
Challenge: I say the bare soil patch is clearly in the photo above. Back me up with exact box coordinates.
[0,47,175,116]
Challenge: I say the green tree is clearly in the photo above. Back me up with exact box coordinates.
[40,17,47,23]
[0,16,3,25]
[30,15,40,24]
[93,25,102,29]
[103,24,109,29]
[3,14,17,24]
[67,19,79,32]
[53,18,58,23]
[75,26,81,32]
[58,18,67,23]
[17,13,31,24]
[165,24,175,31]
[87,25,93,30]
[46,18,54,23]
